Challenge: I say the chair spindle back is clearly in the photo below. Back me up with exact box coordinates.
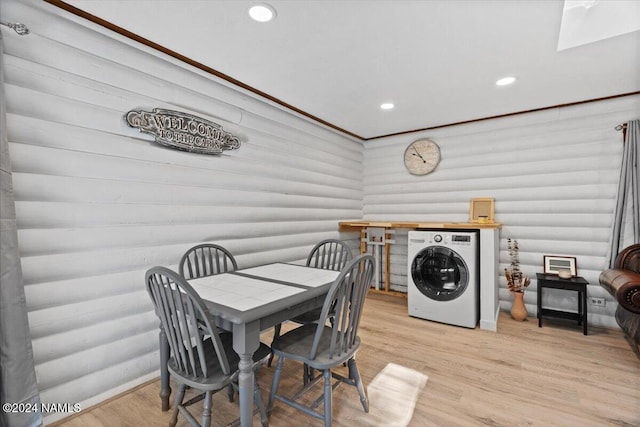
[306,239,353,271]
[179,244,238,279]
[146,266,231,378]
[310,254,374,361]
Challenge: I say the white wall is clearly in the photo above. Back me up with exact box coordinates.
[362,95,640,329]
[1,0,362,422]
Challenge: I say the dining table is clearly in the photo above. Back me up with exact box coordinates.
[158,262,341,427]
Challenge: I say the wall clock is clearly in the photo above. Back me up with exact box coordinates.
[404,139,441,175]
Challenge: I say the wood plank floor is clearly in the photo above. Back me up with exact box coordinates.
[52,293,640,427]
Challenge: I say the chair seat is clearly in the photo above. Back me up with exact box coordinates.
[271,323,360,370]
[290,307,323,324]
[168,333,271,391]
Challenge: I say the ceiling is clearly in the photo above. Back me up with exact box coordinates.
[60,0,640,140]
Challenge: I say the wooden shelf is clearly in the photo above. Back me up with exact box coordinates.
[339,219,502,231]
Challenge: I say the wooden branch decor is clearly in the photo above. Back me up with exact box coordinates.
[125,108,240,155]
[505,238,530,293]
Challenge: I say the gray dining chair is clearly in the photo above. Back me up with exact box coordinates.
[268,239,353,371]
[179,243,238,402]
[179,243,238,279]
[146,266,270,427]
[267,254,374,427]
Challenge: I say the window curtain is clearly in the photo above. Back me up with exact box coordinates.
[609,119,640,267]
[0,32,42,427]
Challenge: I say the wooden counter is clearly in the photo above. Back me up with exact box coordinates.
[339,220,502,231]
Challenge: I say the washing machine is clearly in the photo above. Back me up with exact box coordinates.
[407,229,479,328]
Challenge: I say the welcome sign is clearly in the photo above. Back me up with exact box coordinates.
[125,108,240,154]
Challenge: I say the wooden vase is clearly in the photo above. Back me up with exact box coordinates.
[510,291,528,321]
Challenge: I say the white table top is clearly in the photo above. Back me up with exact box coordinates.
[237,263,341,288]
[188,262,340,314]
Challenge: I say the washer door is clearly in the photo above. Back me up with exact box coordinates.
[411,246,469,301]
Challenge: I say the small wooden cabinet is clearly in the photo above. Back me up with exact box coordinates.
[536,273,588,335]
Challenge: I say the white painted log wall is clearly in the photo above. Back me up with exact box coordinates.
[363,95,640,329]
[1,0,362,422]
[3,0,638,421]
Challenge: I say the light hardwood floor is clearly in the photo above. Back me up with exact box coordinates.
[52,293,640,427]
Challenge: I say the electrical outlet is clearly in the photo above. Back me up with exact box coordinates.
[589,297,606,307]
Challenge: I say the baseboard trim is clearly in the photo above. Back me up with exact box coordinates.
[480,307,500,332]
[46,372,160,426]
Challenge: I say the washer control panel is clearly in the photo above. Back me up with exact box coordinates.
[425,233,472,246]
[408,230,476,247]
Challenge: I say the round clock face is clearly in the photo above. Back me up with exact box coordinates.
[404,139,441,175]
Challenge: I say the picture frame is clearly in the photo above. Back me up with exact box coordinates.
[469,198,495,223]
[543,255,577,276]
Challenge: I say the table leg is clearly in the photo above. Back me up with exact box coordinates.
[577,290,583,326]
[159,325,171,411]
[537,285,542,328]
[233,320,260,427]
[582,290,588,335]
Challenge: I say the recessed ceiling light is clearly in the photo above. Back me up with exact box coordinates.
[380,103,395,110]
[496,76,517,86]
[249,3,276,22]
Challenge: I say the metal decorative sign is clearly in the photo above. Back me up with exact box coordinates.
[125,108,240,154]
